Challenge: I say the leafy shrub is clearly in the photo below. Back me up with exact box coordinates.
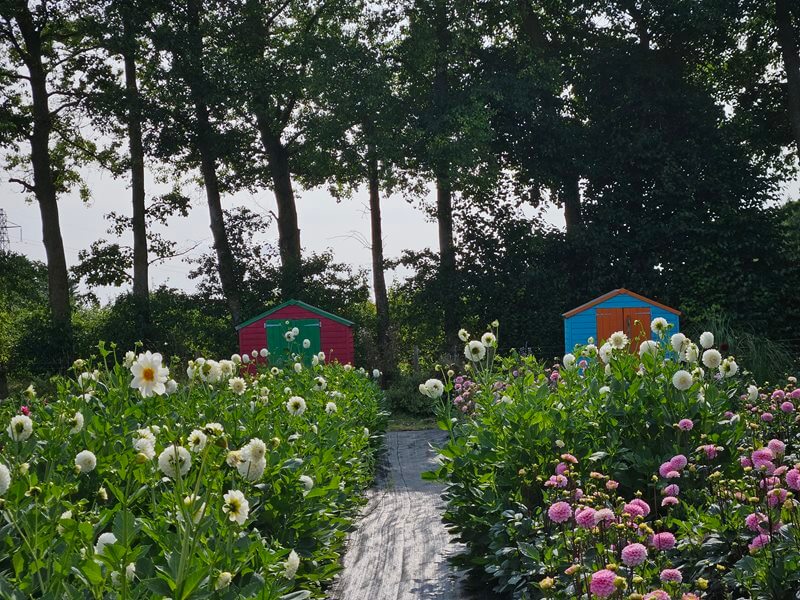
[0,340,385,598]
[385,373,437,416]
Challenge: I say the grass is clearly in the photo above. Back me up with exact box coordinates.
[387,411,439,431]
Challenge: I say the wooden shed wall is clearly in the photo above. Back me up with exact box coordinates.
[238,305,354,365]
[563,292,680,352]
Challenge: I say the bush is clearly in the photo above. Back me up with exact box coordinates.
[385,373,437,416]
[0,340,386,598]
[424,325,800,599]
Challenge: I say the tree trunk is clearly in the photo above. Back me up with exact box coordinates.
[254,118,303,299]
[433,0,459,351]
[776,0,800,155]
[436,170,459,351]
[123,34,150,338]
[14,6,72,328]
[563,176,582,234]
[0,363,8,400]
[367,145,391,383]
[185,0,243,325]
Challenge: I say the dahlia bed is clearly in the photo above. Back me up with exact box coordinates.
[0,338,385,599]
[423,323,800,599]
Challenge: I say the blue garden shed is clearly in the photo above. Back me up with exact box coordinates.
[563,288,680,353]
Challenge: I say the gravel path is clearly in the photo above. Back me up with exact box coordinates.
[330,429,467,600]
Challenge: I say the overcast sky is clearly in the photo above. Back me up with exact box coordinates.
[3,164,797,305]
[0,164,566,302]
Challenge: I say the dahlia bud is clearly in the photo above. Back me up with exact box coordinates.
[539,577,554,590]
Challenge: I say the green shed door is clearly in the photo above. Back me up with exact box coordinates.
[265,318,321,364]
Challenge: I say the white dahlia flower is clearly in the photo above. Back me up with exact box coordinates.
[94,532,117,556]
[701,349,722,369]
[0,464,11,494]
[222,489,249,525]
[284,550,300,579]
[650,317,669,335]
[608,331,629,350]
[7,415,33,442]
[228,377,246,395]
[158,445,191,479]
[75,450,97,473]
[129,351,169,398]
[286,396,307,416]
[699,331,714,349]
[672,370,693,391]
[464,340,486,361]
[68,411,84,434]
[187,429,207,453]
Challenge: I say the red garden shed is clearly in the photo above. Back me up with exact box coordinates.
[236,299,355,365]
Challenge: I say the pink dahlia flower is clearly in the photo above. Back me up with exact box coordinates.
[745,512,767,532]
[589,569,616,598]
[663,484,680,496]
[621,542,648,566]
[547,501,572,523]
[660,568,682,583]
[677,419,693,431]
[700,444,719,459]
[669,455,688,470]
[748,533,771,551]
[651,532,676,551]
[767,439,786,456]
[751,448,775,469]
[624,502,645,518]
[575,507,596,529]
[767,488,788,508]
[786,468,800,490]
[594,508,615,526]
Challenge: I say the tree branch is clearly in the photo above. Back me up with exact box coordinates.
[8,177,36,193]
[148,240,204,264]
[264,0,293,32]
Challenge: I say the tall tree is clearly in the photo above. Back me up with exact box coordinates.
[81,0,156,336]
[0,1,85,329]
[774,0,800,154]
[398,0,498,352]
[220,0,364,299]
[298,5,409,380]
[151,0,245,324]
[120,3,149,331]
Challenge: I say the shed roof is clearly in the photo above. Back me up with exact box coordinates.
[562,288,681,319]
[235,299,355,330]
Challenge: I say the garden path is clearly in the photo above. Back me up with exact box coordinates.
[329,429,468,600]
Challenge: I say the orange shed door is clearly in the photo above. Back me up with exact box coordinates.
[624,308,651,352]
[596,308,623,344]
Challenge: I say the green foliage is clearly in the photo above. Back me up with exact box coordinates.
[686,311,796,384]
[0,347,386,598]
[384,373,436,417]
[425,327,761,595]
